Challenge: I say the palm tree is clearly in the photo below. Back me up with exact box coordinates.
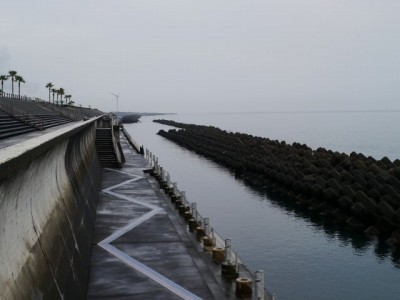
[55,89,60,105]
[15,75,25,98]
[51,88,57,104]
[8,70,17,95]
[0,75,8,94]
[45,82,54,102]
[58,88,65,105]
[65,95,73,105]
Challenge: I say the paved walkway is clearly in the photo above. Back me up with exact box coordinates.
[86,135,237,299]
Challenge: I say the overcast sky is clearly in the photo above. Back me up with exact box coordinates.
[1,1,399,113]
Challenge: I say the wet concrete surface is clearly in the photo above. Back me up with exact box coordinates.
[86,135,240,299]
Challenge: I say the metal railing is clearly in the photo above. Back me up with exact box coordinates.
[144,149,276,300]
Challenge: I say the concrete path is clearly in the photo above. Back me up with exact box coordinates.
[86,134,236,299]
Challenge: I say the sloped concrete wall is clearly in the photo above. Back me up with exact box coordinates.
[0,120,101,299]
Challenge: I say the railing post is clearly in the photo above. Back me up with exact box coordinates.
[203,217,210,236]
[180,191,186,204]
[255,270,264,300]
[166,173,171,187]
[191,202,197,221]
[225,239,232,263]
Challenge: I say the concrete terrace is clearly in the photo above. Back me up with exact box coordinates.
[86,133,246,299]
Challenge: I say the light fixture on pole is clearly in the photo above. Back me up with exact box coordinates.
[111,92,119,113]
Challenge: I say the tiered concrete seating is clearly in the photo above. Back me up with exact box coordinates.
[34,114,72,129]
[0,97,56,115]
[0,115,38,140]
[0,96,104,141]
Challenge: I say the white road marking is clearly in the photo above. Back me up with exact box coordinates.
[99,169,203,300]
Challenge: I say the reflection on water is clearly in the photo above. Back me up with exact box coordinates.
[242,178,400,269]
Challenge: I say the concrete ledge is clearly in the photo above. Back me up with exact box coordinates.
[0,117,102,299]
[0,116,102,182]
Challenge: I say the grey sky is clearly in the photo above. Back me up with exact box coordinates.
[1,1,399,113]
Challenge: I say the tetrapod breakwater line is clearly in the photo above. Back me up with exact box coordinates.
[154,119,400,246]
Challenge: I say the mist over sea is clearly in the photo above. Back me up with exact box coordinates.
[126,111,400,300]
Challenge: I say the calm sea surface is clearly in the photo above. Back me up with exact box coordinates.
[125,111,400,300]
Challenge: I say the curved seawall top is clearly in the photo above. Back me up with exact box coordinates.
[0,118,100,182]
[0,118,102,299]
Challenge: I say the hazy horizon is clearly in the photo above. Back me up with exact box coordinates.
[1,1,399,113]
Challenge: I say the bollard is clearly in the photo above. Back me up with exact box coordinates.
[184,210,192,222]
[188,218,197,231]
[203,235,215,252]
[175,196,183,207]
[255,270,264,300]
[221,261,238,279]
[212,247,225,262]
[235,277,253,297]
[178,204,186,215]
[196,226,205,241]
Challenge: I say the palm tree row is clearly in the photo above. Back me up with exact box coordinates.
[1,70,76,107]
[0,70,25,98]
[45,82,74,106]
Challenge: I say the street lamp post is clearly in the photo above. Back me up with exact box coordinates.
[111,92,119,113]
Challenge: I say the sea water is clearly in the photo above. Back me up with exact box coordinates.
[125,111,400,300]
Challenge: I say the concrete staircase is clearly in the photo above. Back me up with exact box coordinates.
[35,115,72,129]
[95,128,121,168]
[0,115,38,140]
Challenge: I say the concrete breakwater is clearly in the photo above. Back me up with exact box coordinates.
[154,119,400,245]
[0,118,102,299]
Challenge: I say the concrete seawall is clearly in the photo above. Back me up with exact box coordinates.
[0,119,102,299]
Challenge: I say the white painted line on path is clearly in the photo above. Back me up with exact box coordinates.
[99,168,203,300]
[99,207,162,245]
[100,243,203,300]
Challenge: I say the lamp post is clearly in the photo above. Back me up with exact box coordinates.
[111,92,119,113]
